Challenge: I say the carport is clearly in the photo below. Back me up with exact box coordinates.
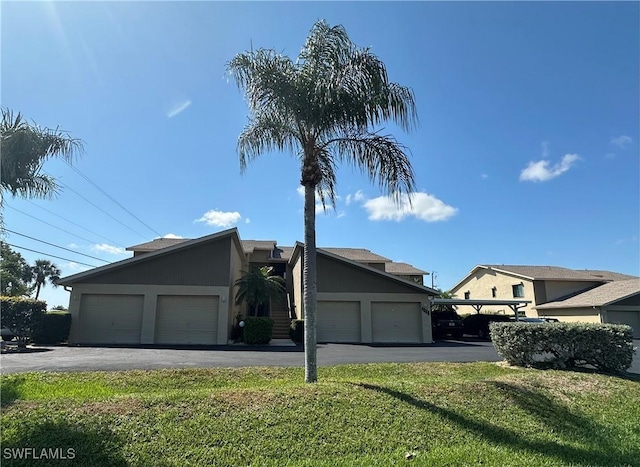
[426,299,531,320]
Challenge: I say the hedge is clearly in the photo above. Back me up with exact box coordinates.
[32,312,72,344]
[0,296,47,344]
[243,316,274,345]
[490,322,635,372]
[289,319,304,343]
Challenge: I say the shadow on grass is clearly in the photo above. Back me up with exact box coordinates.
[357,382,638,466]
[2,420,127,466]
[1,375,26,407]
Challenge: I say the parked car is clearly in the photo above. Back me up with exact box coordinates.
[431,309,464,339]
[539,317,559,323]
[1,328,16,341]
[462,314,512,340]
[518,317,547,323]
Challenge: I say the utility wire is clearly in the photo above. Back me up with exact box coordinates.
[25,200,126,248]
[6,243,99,268]
[6,205,102,245]
[54,178,147,239]
[64,161,162,237]
[4,229,110,263]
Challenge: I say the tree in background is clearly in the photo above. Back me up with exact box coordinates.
[0,241,33,297]
[0,108,83,225]
[228,20,417,382]
[30,259,61,300]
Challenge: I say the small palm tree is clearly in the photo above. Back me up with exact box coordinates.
[0,108,83,210]
[234,266,286,317]
[31,259,61,300]
[228,20,417,382]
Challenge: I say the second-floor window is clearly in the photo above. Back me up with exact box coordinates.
[492,287,497,298]
[464,291,470,300]
[512,283,524,298]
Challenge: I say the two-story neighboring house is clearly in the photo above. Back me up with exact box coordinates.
[450,265,640,337]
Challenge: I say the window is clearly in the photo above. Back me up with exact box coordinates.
[464,291,470,300]
[512,283,524,298]
[491,287,497,298]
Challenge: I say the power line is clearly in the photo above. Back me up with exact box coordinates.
[4,228,110,263]
[64,161,162,237]
[6,205,102,245]
[54,179,148,239]
[6,243,99,268]
[25,200,126,248]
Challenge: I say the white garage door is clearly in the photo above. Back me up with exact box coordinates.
[77,294,144,344]
[607,310,640,338]
[155,295,219,345]
[317,301,361,342]
[372,302,422,343]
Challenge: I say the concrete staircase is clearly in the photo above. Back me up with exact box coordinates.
[270,295,291,339]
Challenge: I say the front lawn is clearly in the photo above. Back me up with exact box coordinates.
[1,363,639,466]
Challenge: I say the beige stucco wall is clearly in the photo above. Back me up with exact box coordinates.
[451,269,537,316]
[536,307,602,323]
[317,292,432,343]
[68,284,231,345]
[543,281,602,302]
[292,255,303,319]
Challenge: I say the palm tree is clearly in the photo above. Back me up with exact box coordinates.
[234,266,286,316]
[228,20,417,382]
[0,108,83,208]
[30,259,61,300]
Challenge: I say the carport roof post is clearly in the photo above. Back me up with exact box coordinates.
[429,299,532,320]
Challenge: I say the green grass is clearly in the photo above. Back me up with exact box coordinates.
[1,362,639,466]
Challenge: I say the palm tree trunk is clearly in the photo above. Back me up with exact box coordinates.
[34,283,41,300]
[303,184,318,383]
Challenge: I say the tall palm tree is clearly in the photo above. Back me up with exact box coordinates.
[0,108,83,206]
[31,259,61,300]
[234,266,286,316]
[228,20,417,382]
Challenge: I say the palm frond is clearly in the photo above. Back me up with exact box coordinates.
[326,129,416,200]
[237,112,300,173]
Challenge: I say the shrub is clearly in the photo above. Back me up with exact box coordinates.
[490,322,635,373]
[289,319,304,343]
[0,296,46,344]
[32,312,72,344]
[243,316,274,345]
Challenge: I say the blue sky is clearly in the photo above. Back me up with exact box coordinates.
[2,1,638,307]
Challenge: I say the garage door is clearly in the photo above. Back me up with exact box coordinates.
[77,294,144,344]
[372,302,422,343]
[155,295,219,345]
[607,310,640,338]
[317,301,361,342]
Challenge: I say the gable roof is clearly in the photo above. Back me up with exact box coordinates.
[451,264,637,291]
[384,262,429,276]
[319,247,391,263]
[126,237,187,252]
[535,279,640,309]
[60,228,243,285]
[290,242,438,296]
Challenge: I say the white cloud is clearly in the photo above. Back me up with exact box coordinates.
[196,210,242,227]
[363,192,458,222]
[481,173,489,179]
[163,233,183,239]
[611,135,632,148]
[346,190,366,206]
[91,244,126,255]
[519,154,580,182]
[245,218,251,224]
[62,262,90,273]
[67,243,79,249]
[167,99,191,118]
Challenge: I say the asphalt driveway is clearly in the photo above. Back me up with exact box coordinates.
[2,339,638,375]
